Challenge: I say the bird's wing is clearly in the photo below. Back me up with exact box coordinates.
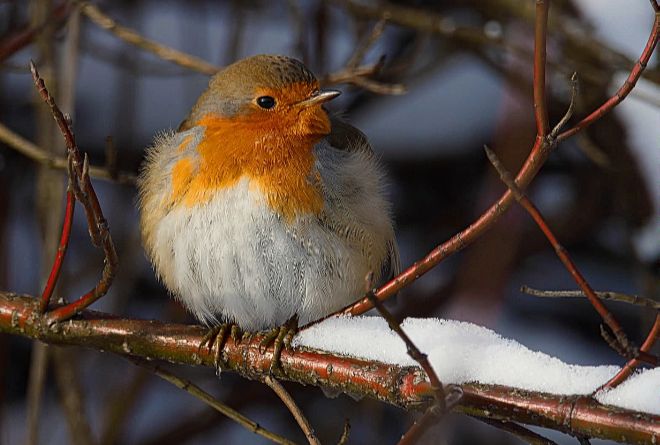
[325,116,401,284]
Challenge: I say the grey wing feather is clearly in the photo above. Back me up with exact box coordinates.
[327,115,400,285]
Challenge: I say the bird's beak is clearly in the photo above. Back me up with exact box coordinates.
[298,89,341,107]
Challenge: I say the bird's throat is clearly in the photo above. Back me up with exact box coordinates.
[169,114,326,220]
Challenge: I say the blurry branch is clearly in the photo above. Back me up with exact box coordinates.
[330,0,659,325]
[264,376,321,445]
[321,18,406,95]
[76,0,404,94]
[133,359,296,445]
[0,2,70,63]
[0,122,137,185]
[77,1,219,75]
[520,285,660,310]
[332,0,660,86]
[0,292,658,445]
[475,417,559,445]
[321,56,406,94]
[52,348,96,445]
[100,368,149,445]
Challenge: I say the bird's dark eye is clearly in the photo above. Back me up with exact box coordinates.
[256,96,276,109]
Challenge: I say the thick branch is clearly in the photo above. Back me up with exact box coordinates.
[0,292,657,444]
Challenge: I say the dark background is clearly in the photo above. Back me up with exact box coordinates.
[0,0,658,444]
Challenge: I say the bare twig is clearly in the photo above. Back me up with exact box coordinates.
[557,10,660,141]
[24,343,48,445]
[0,2,70,62]
[0,121,137,184]
[322,0,555,321]
[550,72,578,138]
[601,313,660,389]
[264,376,321,445]
[484,145,652,365]
[52,348,96,445]
[346,17,388,69]
[132,359,296,445]
[337,419,350,445]
[475,417,560,445]
[77,1,219,75]
[520,285,660,310]
[364,281,463,445]
[30,61,119,323]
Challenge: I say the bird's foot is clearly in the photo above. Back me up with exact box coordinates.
[199,322,242,372]
[259,315,299,373]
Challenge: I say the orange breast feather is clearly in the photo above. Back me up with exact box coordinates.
[169,113,325,221]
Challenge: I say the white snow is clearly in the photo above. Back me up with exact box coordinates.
[596,367,660,415]
[294,316,658,414]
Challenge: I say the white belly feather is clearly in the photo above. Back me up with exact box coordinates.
[150,142,395,330]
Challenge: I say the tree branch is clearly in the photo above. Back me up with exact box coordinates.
[0,292,657,445]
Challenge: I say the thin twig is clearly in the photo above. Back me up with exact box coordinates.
[484,145,651,364]
[264,375,321,445]
[364,284,463,444]
[550,72,578,138]
[346,17,388,69]
[557,10,659,141]
[336,419,350,445]
[0,122,137,185]
[319,0,554,321]
[475,417,560,445]
[322,58,406,94]
[520,285,660,310]
[600,313,660,389]
[533,0,550,136]
[77,1,219,75]
[132,359,296,445]
[52,348,95,445]
[30,61,119,323]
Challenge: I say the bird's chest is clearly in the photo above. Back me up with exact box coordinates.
[153,177,364,327]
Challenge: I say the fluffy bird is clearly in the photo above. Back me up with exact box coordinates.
[138,54,398,334]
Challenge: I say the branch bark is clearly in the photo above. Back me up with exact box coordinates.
[0,292,657,445]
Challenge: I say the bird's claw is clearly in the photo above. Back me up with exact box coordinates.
[258,315,298,373]
[199,323,242,372]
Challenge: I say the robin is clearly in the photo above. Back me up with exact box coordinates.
[138,54,399,363]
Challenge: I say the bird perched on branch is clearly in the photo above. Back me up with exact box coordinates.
[138,55,398,357]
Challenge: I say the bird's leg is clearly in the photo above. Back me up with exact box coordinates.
[259,314,299,373]
[199,322,242,371]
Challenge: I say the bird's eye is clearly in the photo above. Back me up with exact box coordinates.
[256,96,276,109]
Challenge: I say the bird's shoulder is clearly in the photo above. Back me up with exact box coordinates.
[325,117,373,154]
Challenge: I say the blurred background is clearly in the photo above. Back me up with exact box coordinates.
[0,0,658,444]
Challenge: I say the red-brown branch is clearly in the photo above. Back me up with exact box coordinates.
[557,11,660,141]
[601,313,660,389]
[39,188,75,313]
[329,0,554,319]
[30,62,118,323]
[0,2,70,62]
[483,145,653,366]
[534,0,550,137]
[0,292,657,445]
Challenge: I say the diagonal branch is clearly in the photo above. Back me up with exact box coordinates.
[264,376,321,445]
[483,145,653,366]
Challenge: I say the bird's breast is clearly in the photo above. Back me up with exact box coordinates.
[169,115,324,220]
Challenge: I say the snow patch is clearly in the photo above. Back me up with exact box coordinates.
[294,316,657,414]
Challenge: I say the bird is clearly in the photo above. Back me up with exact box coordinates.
[138,54,399,348]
